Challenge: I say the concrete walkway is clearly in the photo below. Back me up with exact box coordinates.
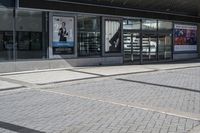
[0,80,23,91]
[0,60,200,133]
[0,61,200,133]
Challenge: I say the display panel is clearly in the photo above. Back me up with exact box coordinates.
[174,24,197,52]
[53,16,74,55]
[105,20,121,53]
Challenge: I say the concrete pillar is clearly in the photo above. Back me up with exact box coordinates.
[197,23,200,57]
[198,13,200,57]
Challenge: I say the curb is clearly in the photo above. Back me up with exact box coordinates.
[0,86,25,92]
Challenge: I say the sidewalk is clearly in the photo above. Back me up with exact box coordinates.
[0,60,200,90]
[0,60,200,133]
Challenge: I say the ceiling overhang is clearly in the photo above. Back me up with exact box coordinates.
[18,0,200,23]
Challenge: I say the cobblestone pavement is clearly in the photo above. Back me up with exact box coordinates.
[46,67,200,118]
[0,67,200,133]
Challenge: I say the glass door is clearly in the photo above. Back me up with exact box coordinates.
[124,32,140,63]
[142,33,157,61]
[158,33,172,60]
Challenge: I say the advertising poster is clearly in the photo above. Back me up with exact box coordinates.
[174,24,197,52]
[105,20,121,53]
[53,16,74,54]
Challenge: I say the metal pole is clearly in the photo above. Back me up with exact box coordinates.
[172,22,174,61]
[156,20,159,61]
[131,33,133,62]
[140,19,143,65]
[13,0,17,61]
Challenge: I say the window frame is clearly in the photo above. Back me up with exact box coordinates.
[49,12,77,59]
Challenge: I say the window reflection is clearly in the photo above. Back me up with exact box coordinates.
[78,16,101,56]
[158,33,172,60]
[123,19,140,30]
[0,9,13,61]
[142,19,157,30]
[16,10,44,59]
[158,21,172,30]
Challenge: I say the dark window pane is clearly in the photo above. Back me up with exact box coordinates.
[16,10,44,59]
[78,16,101,56]
[0,9,13,61]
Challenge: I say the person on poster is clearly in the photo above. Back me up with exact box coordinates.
[175,29,186,45]
[58,22,68,42]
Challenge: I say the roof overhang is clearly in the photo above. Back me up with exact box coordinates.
[18,0,200,23]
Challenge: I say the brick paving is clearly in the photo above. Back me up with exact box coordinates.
[0,67,200,133]
[47,68,200,116]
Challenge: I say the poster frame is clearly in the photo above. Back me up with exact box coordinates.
[173,23,198,53]
[49,12,77,59]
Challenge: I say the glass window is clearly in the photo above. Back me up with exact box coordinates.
[105,20,122,53]
[0,9,13,61]
[16,10,45,59]
[158,21,172,30]
[78,16,101,56]
[142,19,157,30]
[158,33,172,60]
[123,19,141,30]
[142,33,157,61]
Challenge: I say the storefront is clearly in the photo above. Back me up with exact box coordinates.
[0,0,199,72]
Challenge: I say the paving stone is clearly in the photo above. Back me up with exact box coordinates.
[0,67,200,133]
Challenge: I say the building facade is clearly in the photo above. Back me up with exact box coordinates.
[0,0,200,73]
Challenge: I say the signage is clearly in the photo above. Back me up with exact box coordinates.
[174,24,197,52]
[52,16,74,54]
